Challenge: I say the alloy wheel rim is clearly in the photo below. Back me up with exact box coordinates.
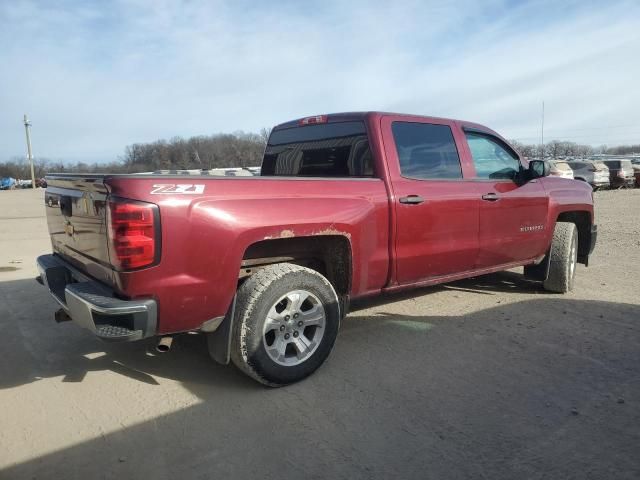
[262,289,326,366]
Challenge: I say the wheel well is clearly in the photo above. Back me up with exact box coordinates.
[240,236,352,297]
[556,211,591,262]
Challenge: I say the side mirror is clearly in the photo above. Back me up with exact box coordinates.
[528,160,549,179]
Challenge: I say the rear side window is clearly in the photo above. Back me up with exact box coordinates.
[391,122,462,179]
[465,133,521,180]
[262,121,374,177]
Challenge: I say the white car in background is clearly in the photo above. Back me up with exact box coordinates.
[549,160,574,179]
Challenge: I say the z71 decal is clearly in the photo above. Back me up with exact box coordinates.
[150,184,205,195]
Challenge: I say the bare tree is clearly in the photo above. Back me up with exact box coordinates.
[259,127,271,146]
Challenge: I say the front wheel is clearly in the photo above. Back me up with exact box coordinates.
[230,263,341,386]
[543,222,578,293]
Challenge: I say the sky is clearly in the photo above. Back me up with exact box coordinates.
[1,0,639,163]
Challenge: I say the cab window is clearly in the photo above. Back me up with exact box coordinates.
[391,122,462,180]
[466,133,521,180]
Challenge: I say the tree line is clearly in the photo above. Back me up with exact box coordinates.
[121,129,269,172]
[1,131,638,179]
[0,129,269,179]
[509,140,640,159]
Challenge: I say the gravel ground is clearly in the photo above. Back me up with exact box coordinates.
[0,187,638,479]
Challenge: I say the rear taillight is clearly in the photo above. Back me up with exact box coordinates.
[107,199,160,270]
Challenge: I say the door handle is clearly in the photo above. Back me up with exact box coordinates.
[481,193,500,202]
[399,195,425,205]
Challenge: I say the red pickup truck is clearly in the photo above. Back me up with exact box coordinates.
[37,112,597,386]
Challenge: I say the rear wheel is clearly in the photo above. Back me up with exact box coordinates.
[230,263,340,386]
[543,222,578,293]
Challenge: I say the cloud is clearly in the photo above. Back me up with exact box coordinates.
[0,0,638,163]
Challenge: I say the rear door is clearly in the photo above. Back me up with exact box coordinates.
[462,130,549,268]
[381,116,479,284]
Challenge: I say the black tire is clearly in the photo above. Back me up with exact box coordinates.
[543,222,578,293]
[230,263,340,387]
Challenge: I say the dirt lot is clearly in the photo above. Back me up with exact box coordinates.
[0,187,638,479]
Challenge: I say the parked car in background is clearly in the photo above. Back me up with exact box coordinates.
[0,177,17,190]
[148,167,259,176]
[549,160,574,179]
[631,159,640,187]
[568,160,610,190]
[603,159,635,188]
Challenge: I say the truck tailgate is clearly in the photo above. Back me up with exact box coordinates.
[45,175,116,287]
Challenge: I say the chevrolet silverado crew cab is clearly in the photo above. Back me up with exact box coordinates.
[37,112,597,386]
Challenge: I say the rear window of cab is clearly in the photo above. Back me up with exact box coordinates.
[262,122,374,177]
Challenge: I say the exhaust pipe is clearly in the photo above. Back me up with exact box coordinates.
[156,336,173,353]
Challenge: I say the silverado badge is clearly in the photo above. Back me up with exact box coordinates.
[520,225,544,232]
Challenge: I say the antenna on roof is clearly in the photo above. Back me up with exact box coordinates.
[540,101,545,159]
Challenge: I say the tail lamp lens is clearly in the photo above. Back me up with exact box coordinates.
[107,200,159,270]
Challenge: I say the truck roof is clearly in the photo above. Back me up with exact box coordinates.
[272,111,500,138]
[272,111,508,143]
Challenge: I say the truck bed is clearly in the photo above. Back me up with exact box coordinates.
[43,173,390,334]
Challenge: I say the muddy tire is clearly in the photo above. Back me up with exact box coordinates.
[543,222,578,293]
[230,263,340,387]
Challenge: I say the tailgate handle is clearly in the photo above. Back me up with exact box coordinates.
[399,195,425,205]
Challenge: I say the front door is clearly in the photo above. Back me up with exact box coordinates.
[463,131,549,267]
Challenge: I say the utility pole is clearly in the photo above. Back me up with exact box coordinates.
[23,114,36,189]
[540,101,545,159]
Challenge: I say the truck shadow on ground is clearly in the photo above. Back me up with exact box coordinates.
[0,271,533,391]
[0,269,620,392]
[1,274,639,479]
